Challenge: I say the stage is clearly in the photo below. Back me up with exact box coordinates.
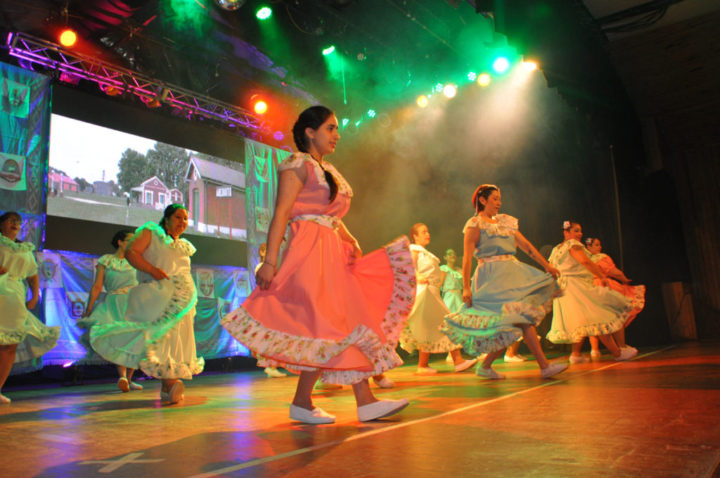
[1,342,718,477]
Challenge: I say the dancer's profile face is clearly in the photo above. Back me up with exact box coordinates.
[587,239,602,254]
[165,208,188,239]
[307,115,340,157]
[481,190,502,216]
[117,233,133,252]
[564,224,583,242]
[413,224,431,247]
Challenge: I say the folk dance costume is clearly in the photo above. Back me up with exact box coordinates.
[0,235,59,364]
[400,245,462,354]
[90,223,204,380]
[77,255,138,362]
[440,264,463,313]
[221,153,416,385]
[590,252,645,327]
[441,214,559,354]
[547,239,634,344]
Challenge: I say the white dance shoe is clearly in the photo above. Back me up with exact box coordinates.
[264,367,287,378]
[454,358,478,373]
[614,347,638,361]
[357,398,409,422]
[475,366,506,380]
[569,355,588,364]
[289,404,336,424]
[372,375,395,389]
[541,363,568,379]
[160,380,184,404]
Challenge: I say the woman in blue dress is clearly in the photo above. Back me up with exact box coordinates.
[77,229,141,392]
[441,185,567,379]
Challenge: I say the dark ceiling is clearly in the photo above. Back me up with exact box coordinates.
[0,0,656,140]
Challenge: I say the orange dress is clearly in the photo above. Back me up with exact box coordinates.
[591,253,645,327]
[221,153,415,384]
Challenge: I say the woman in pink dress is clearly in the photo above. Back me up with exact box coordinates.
[584,237,645,360]
[222,106,415,424]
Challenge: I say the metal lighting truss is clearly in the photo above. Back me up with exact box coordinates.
[7,32,268,134]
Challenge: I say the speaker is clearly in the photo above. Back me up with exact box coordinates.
[661,282,697,340]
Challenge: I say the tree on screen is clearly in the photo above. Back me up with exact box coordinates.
[146,142,190,199]
[117,148,149,193]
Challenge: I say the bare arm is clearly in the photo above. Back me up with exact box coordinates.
[125,229,169,280]
[337,220,362,261]
[26,274,40,309]
[569,246,609,286]
[462,227,481,306]
[515,231,559,278]
[607,266,630,283]
[83,265,106,317]
[255,167,305,289]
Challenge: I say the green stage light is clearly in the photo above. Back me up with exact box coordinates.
[367,109,376,118]
[492,57,510,74]
[467,71,477,82]
[342,118,350,128]
[322,45,336,56]
[256,6,272,20]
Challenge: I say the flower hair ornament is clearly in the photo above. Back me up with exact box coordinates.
[562,220,571,230]
[584,237,595,246]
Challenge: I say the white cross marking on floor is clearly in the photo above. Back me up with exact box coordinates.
[79,452,164,473]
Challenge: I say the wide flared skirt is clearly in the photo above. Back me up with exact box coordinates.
[76,293,130,362]
[441,258,559,355]
[400,284,461,354]
[89,275,204,379]
[0,278,59,362]
[601,279,646,327]
[443,290,464,314]
[221,223,416,385]
[547,275,633,344]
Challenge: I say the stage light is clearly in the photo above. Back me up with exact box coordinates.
[467,71,477,82]
[442,84,457,99]
[477,73,491,87]
[253,100,268,115]
[59,29,77,47]
[273,130,284,141]
[522,60,538,71]
[416,95,429,108]
[434,83,444,93]
[215,0,246,11]
[492,57,510,74]
[322,45,335,56]
[256,6,272,19]
[367,109,376,118]
[342,118,350,128]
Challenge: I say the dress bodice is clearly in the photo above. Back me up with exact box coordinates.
[0,235,37,281]
[591,253,615,274]
[549,239,593,280]
[279,153,352,219]
[98,254,138,292]
[411,244,442,288]
[440,265,462,291]
[134,223,196,281]
[462,214,518,259]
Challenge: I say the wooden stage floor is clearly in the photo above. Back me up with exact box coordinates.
[1,342,719,477]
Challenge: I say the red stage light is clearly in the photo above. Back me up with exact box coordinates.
[253,100,268,115]
[59,29,77,47]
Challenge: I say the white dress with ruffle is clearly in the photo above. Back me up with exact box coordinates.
[546,239,632,343]
[76,255,138,356]
[0,235,60,362]
[90,223,204,378]
[399,244,461,354]
[441,214,559,354]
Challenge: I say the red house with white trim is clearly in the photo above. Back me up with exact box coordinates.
[185,155,246,239]
[131,176,183,210]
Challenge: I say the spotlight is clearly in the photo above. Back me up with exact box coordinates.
[477,73,491,87]
[322,45,335,56]
[256,6,272,20]
[273,130,285,141]
[492,57,510,74]
[442,84,457,99]
[367,109,376,118]
[522,60,538,71]
[215,0,246,11]
[416,95,429,108]
[59,29,77,47]
[467,71,477,82]
[253,100,268,115]
[341,118,350,128]
[434,83,444,93]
